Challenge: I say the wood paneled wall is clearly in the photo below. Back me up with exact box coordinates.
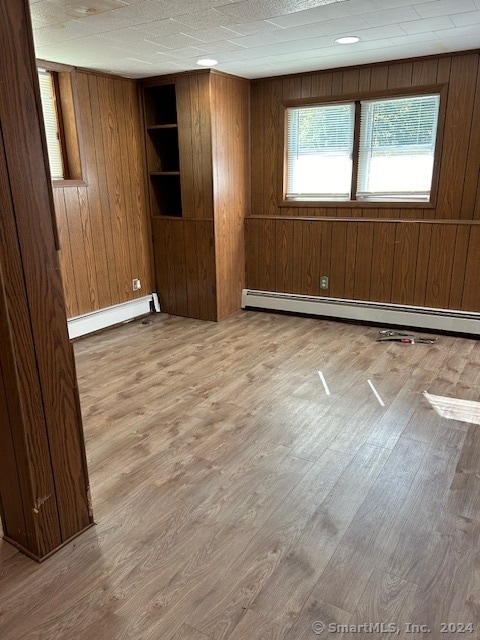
[145,70,249,322]
[248,52,480,312]
[211,72,250,320]
[0,0,92,560]
[54,71,153,319]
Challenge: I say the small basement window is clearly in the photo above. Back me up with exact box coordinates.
[38,68,65,181]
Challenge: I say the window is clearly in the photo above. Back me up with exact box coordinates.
[285,93,441,204]
[38,68,65,180]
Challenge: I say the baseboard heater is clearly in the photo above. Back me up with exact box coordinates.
[68,294,160,340]
[241,289,480,337]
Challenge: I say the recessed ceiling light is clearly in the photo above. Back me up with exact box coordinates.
[196,58,218,67]
[335,36,360,45]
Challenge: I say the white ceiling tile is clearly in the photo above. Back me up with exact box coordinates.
[433,23,480,37]
[130,19,185,38]
[198,39,246,53]
[366,0,431,7]
[229,20,286,35]
[229,31,290,47]
[99,27,152,43]
[415,0,477,18]
[435,33,480,50]
[215,0,349,22]
[308,15,372,35]
[266,0,381,28]
[169,9,239,29]
[400,15,456,34]
[67,11,140,33]
[32,21,96,45]
[148,33,205,49]
[163,45,212,59]
[179,26,244,42]
[450,10,480,26]
[355,24,409,40]
[362,6,421,27]
[28,0,480,80]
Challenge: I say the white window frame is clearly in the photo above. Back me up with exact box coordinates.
[284,90,442,205]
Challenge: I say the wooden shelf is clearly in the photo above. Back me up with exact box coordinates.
[149,171,180,176]
[147,124,178,130]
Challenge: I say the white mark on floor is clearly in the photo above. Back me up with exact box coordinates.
[318,371,331,396]
[368,379,385,407]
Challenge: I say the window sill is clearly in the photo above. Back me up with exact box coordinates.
[52,179,87,188]
[280,199,434,209]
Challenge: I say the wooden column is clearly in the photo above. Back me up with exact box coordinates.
[0,0,93,560]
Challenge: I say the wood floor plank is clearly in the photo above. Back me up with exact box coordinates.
[1,311,478,640]
[375,445,460,585]
[346,570,418,640]
[311,437,427,613]
[445,424,480,521]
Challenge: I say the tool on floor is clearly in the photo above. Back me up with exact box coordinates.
[376,330,436,344]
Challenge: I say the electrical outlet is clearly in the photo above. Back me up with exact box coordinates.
[132,278,141,291]
[320,275,329,290]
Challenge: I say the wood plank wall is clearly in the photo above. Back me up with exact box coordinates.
[211,72,250,320]
[53,71,153,319]
[247,52,480,312]
[144,70,249,321]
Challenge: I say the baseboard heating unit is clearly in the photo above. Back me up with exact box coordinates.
[68,294,159,339]
[241,289,480,337]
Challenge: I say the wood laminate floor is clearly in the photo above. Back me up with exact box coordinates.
[1,311,480,639]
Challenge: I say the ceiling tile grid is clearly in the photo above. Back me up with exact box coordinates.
[29,0,480,78]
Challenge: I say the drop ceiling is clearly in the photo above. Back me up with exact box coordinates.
[30,0,480,79]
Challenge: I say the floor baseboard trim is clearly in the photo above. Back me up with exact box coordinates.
[241,289,480,336]
[68,295,157,339]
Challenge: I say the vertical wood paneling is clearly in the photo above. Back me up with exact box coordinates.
[301,221,321,296]
[152,218,172,313]
[292,220,303,294]
[390,223,419,305]
[258,218,276,290]
[183,73,214,219]
[211,73,249,320]
[172,221,188,317]
[250,83,264,216]
[0,0,92,559]
[387,62,413,89]
[75,73,112,311]
[413,224,432,306]
[176,76,195,217]
[264,79,281,216]
[310,72,333,97]
[245,218,260,291]
[461,62,480,220]
[344,223,358,299]
[436,55,478,220]
[461,226,480,312]
[370,223,395,303]
[53,189,78,318]
[63,188,93,314]
[54,71,152,318]
[425,225,457,309]
[84,73,122,305]
[449,226,470,310]
[353,222,374,301]
[184,221,200,320]
[329,222,347,298]
[196,220,217,321]
[275,219,294,293]
[247,52,480,313]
